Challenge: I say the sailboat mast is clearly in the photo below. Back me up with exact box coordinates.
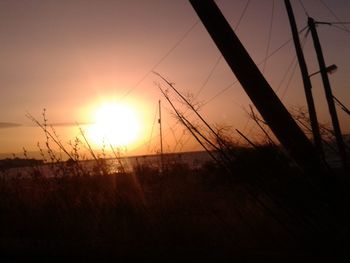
[284,0,324,161]
[308,17,349,171]
[158,99,164,172]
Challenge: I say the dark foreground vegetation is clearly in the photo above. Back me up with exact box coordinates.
[0,146,349,262]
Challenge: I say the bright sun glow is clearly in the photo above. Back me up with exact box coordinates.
[87,102,141,147]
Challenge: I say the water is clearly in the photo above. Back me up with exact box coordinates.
[2,147,345,179]
[0,151,214,179]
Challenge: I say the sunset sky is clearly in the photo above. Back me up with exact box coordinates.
[1,0,350,159]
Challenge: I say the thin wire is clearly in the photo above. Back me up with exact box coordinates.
[154,36,293,152]
[203,81,238,106]
[140,2,307,153]
[280,29,309,100]
[331,24,350,35]
[275,55,298,93]
[298,0,309,17]
[158,0,252,151]
[166,122,181,151]
[194,0,251,99]
[128,0,253,152]
[177,134,192,152]
[280,58,299,100]
[206,24,307,105]
[184,33,297,148]
[132,1,284,153]
[194,55,222,99]
[262,0,275,73]
[319,0,349,31]
[203,34,296,107]
[119,20,199,100]
[235,0,251,30]
[326,22,350,24]
[200,28,306,142]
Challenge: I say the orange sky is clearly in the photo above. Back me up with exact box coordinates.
[1,0,349,158]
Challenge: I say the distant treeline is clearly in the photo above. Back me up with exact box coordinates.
[0,158,44,170]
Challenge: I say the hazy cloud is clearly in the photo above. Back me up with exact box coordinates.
[0,122,22,129]
[0,122,92,128]
[48,122,92,127]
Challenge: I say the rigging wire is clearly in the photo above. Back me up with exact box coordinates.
[119,20,199,100]
[134,3,311,153]
[125,0,289,153]
[181,133,198,152]
[262,0,275,73]
[202,26,309,107]
[166,121,181,151]
[330,24,350,35]
[319,0,350,31]
[171,116,190,152]
[280,58,299,100]
[203,33,299,107]
[194,55,222,99]
[205,27,307,142]
[156,30,306,152]
[122,0,252,106]
[235,0,251,28]
[274,26,309,95]
[145,0,253,153]
[325,22,350,25]
[277,56,298,95]
[186,35,298,145]
[298,0,309,17]
[275,55,298,94]
[279,27,309,100]
[117,0,254,153]
[194,0,251,99]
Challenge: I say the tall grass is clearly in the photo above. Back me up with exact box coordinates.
[0,110,348,261]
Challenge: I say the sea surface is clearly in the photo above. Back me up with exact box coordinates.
[1,145,346,179]
[0,151,214,179]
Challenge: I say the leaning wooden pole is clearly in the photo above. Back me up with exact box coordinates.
[188,0,324,175]
[308,17,348,172]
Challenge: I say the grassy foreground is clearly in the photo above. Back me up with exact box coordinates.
[0,148,349,262]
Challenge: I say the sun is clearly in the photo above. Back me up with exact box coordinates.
[87,102,141,147]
